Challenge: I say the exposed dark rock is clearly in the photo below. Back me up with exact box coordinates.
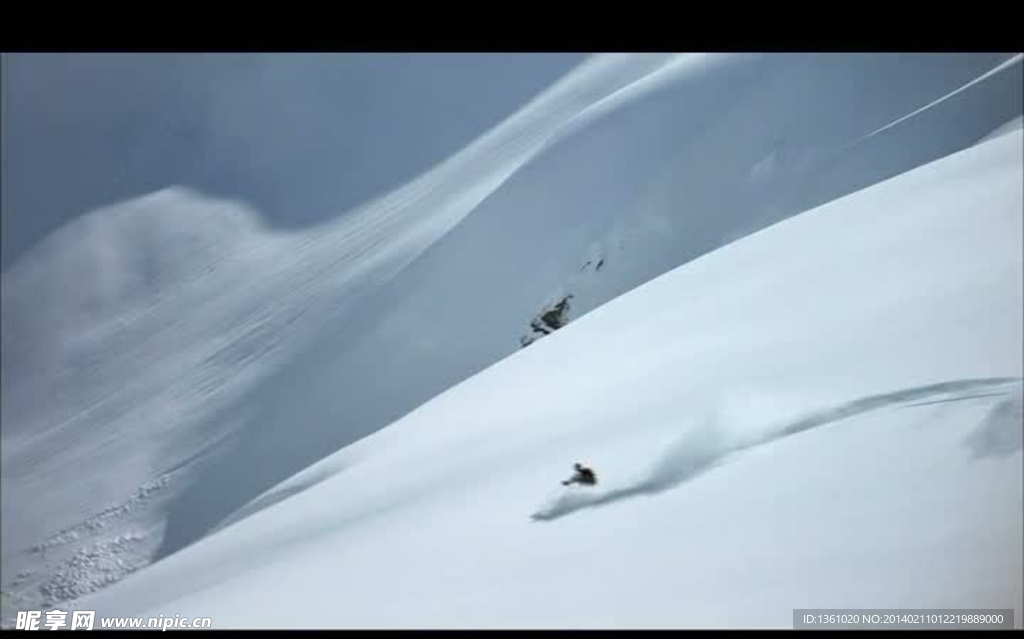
[540,296,572,331]
[520,295,574,348]
[530,318,552,335]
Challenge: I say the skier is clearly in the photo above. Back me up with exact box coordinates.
[562,462,597,486]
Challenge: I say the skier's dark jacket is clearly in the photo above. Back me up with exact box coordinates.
[563,463,597,486]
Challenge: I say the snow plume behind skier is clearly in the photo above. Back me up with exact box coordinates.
[532,416,728,521]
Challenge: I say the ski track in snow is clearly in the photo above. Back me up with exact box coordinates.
[843,53,1023,153]
[531,377,1022,521]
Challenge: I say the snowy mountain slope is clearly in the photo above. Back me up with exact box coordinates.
[178,52,1022,547]
[75,124,1023,628]
[1,53,696,615]
[2,53,1021,621]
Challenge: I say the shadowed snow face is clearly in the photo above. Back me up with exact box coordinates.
[0,53,587,270]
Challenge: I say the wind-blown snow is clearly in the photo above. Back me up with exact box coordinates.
[74,125,1023,628]
[2,53,1022,623]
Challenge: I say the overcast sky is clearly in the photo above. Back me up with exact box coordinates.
[1,53,587,271]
